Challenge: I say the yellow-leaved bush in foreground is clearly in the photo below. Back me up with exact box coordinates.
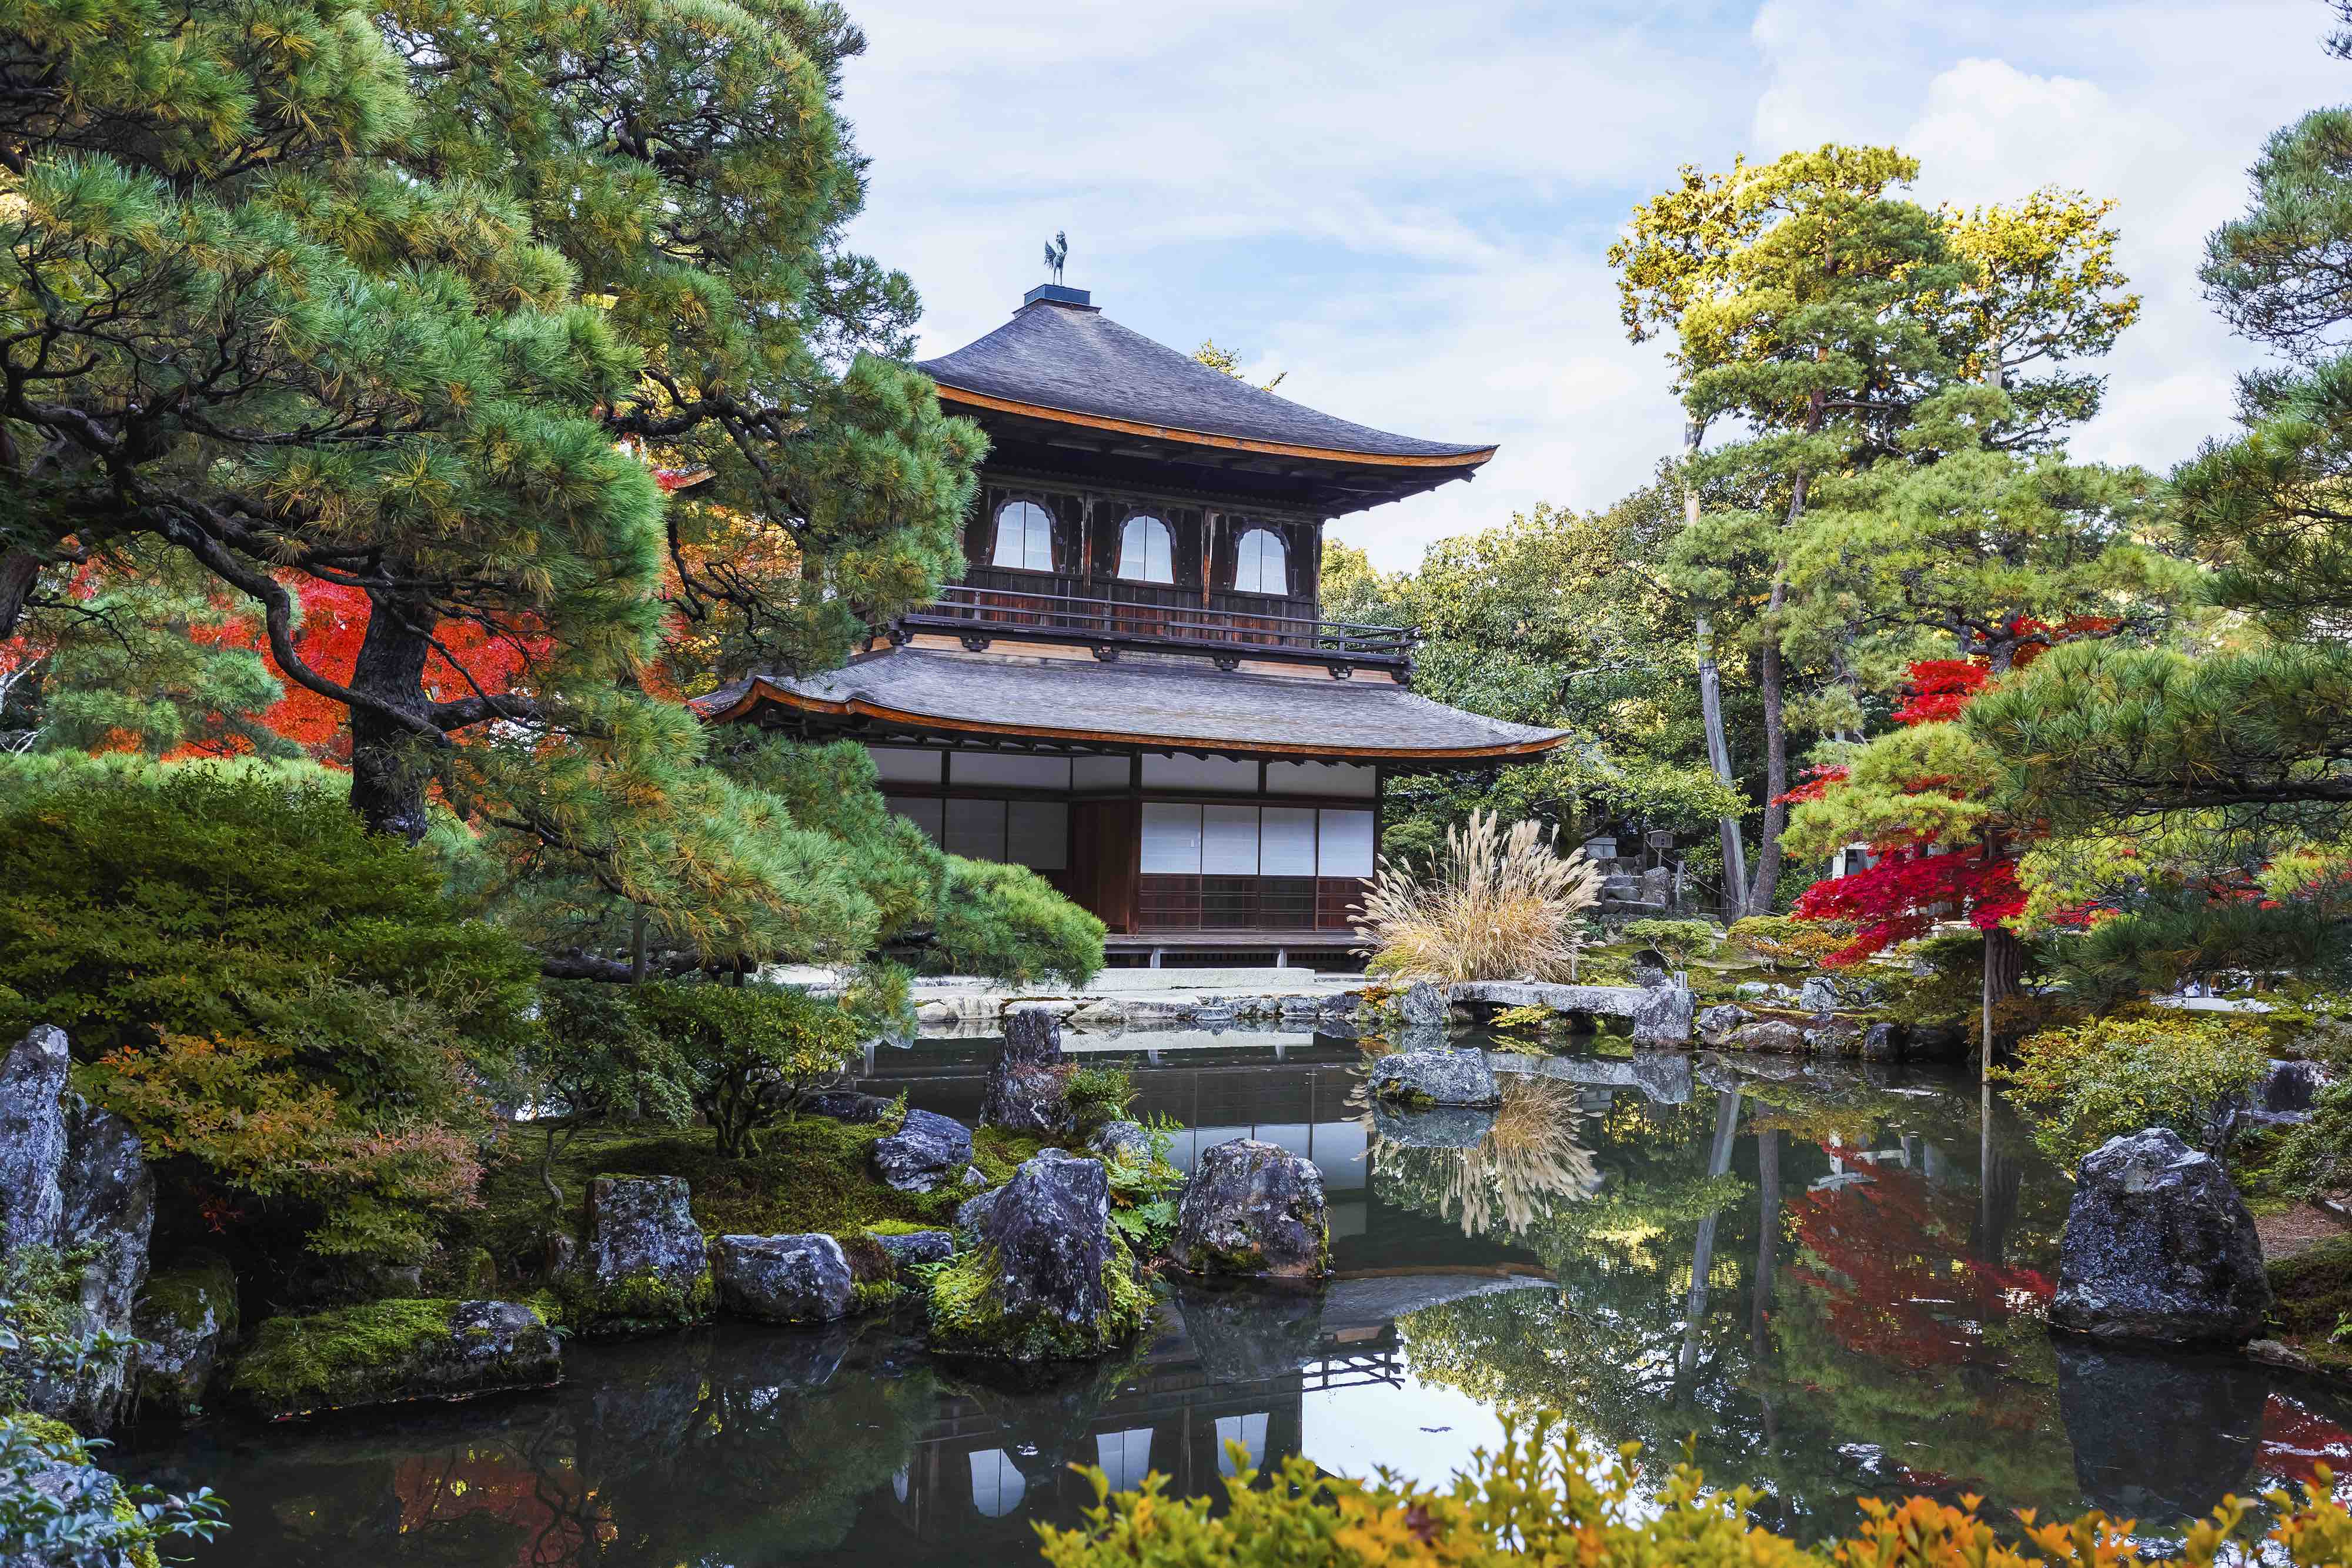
[1035,1413,2352,1568]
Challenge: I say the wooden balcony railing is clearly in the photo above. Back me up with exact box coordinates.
[895,582,1418,669]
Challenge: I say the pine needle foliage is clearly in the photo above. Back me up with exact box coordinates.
[1355,810,1600,984]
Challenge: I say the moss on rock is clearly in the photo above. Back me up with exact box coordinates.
[227,1298,561,1419]
[925,1234,1153,1363]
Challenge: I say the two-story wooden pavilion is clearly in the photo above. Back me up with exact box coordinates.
[694,283,1568,966]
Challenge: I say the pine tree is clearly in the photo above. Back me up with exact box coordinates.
[1,0,988,967]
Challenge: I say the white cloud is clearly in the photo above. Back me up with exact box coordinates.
[836,0,2352,569]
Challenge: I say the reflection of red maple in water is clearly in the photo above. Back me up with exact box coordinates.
[2259,1393,2352,1498]
[395,1448,594,1567]
[1786,1155,2053,1369]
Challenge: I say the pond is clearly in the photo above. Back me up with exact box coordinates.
[117,1032,2352,1564]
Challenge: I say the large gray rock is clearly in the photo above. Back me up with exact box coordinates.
[1367,1048,1499,1108]
[1860,1021,1905,1062]
[1172,1139,1329,1279]
[709,1233,853,1323]
[585,1176,709,1323]
[871,1108,973,1193]
[930,1149,1140,1362]
[1370,1100,1496,1148]
[1398,981,1451,1029]
[1798,975,1843,1014]
[1728,1019,1809,1055]
[0,1025,69,1255]
[981,1005,1075,1136]
[2051,1128,2271,1345]
[1696,1003,1752,1045]
[129,1253,239,1419]
[801,1089,897,1124]
[58,1098,153,1336]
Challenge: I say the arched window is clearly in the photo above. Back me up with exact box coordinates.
[1231,527,1287,594]
[990,499,1054,571]
[1117,514,1174,583]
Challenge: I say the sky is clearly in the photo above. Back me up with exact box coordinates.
[835,1,2350,571]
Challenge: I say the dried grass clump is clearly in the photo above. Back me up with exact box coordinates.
[1354,810,1602,983]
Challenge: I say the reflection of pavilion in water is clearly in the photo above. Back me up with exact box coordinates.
[871,1268,1552,1553]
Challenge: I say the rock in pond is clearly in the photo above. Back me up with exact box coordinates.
[2056,1340,2270,1524]
[1728,1019,1808,1055]
[871,1108,974,1193]
[1367,1048,1499,1108]
[1696,1003,1752,1045]
[1906,1024,1968,1064]
[1398,980,1451,1029]
[227,1298,562,1419]
[926,1149,1149,1363]
[130,1252,240,1418]
[981,1004,1076,1137]
[1370,1099,1497,1149]
[709,1233,853,1324]
[1172,1279,1325,1383]
[2248,1059,2331,1125]
[2051,1127,2271,1345]
[583,1176,711,1329]
[1172,1138,1329,1279]
[0,1024,157,1431]
[1860,1021,1905,1062]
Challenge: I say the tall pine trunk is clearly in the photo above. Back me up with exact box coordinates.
[348,593,439,843]
[1687,421,1749,917]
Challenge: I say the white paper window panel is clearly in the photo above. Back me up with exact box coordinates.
[1141,754,1259,792]
[1259,807,1318,876]
[950,752,1073,790]
[1215,1413,1269,1477]
[1073,755,1131,792]
[1317,808,1375,876]
[867,745,943,784]
[1201,804,1259,874]
[888,797,943,845]
[1140,803,1202,874]
[1265,760,1377,798]
[944,797,1007,860]
[1006,801,1068,871]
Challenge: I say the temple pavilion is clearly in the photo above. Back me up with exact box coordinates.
[694,282,1569,966]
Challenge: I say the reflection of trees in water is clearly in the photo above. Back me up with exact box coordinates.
[227,1330,940,1566]
[1387,1069,2117,1540]
[1368,1076,1601,1241]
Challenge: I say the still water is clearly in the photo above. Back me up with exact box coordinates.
[119,1032,2352,1564]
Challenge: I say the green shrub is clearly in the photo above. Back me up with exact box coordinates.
[2000,1009,2273,1168]
[1727,914,1846,971]
[1619,918,1722,966]
[631,981,861,1158]
[1064,1065,1137,1136]
[0,757,535,1268]
[1035,1407,2352,1568]
[929,855,1105,986]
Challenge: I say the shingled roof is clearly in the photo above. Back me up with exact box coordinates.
[693,645,1566,764]
[915,293,1495,467]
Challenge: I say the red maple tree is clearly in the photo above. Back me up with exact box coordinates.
[1785,621,2107,968]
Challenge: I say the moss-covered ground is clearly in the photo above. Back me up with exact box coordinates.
[463,1112,978,1281]
[2266,1232,2352,1380]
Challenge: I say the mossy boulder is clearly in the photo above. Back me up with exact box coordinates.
[579,1176,712,1333]
[129,1252,239,1418]
[1171,1139,1329,1280]
[709,1233,854,1324]
[1367,1048,1499,1108]
[226,1299,561,1419]
[926,1149,1151,1363]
